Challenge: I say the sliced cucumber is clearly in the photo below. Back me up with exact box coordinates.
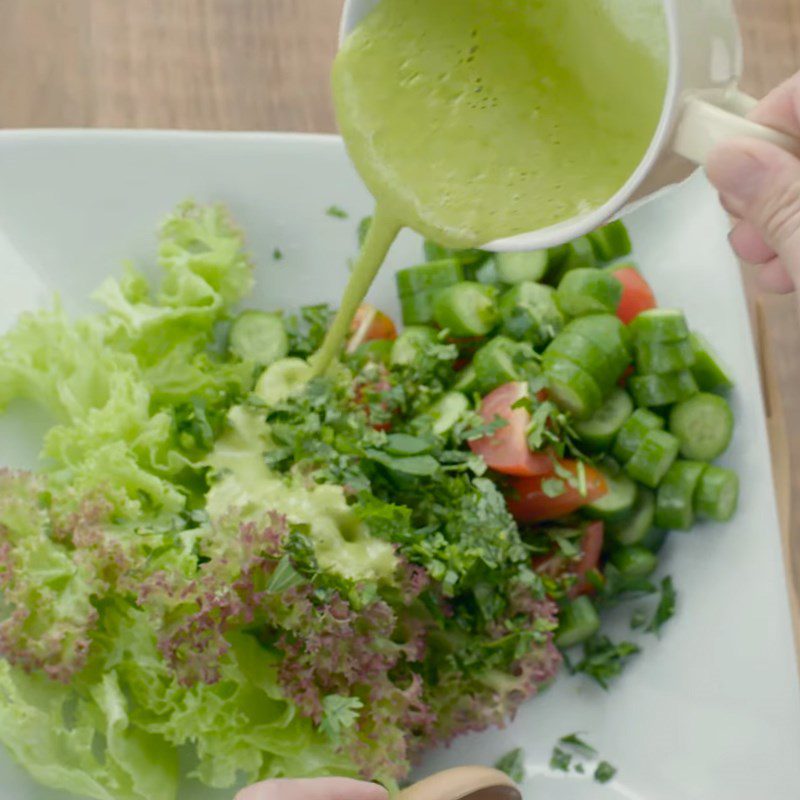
[433,282,499,337]
[630,309,690,343]
[494,250,549,284]
[669,392,734,461]
[608,488,656,546]
[640,527,669,553]
[635,339,695,374]
[423,241,489,270]
[565,314,632,375]
[229,310,289,365]
[544,331,618,393]
[544,358,603,419]
[625,429,680,489]
[473,336,537,394]
[556,596,601,649]
[391,326,438,366]
[573,388,634,451]
[584,460,637,521]
[612,408,665,463]
[655,460,706,531]
[690,332,735,392]
[556,268,623,317]
[588,220,633,263]
[396,259,464,296]
[425,392,470,436]
[547,236,597,285]
[499,281,565,348]
[610,546,657,579]
[629,370,698,408]
[695,466,739,522]
[454,364,478,393]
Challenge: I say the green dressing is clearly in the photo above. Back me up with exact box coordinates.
[317,0,668,373]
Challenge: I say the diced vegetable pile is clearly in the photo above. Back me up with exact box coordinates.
[0,205,738,800]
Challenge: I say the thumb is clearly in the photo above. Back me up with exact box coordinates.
[707,138,800,279]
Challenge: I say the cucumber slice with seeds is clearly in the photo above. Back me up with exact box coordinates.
[669,393,734,461]
[573,388,634,451]
[424,392,470,435]
[610,546,657,579]
[499,282,565,347]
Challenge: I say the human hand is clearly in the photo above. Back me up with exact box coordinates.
[235,777,389,800]
[707,71,800,294]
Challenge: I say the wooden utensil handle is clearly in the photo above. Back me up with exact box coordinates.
[398,768,521,800]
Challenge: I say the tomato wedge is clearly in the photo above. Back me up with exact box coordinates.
[532,521,605,598]
[506,460,607,523]
[611,266,657,324]
[468,382,552,477]
[347,304,397,353]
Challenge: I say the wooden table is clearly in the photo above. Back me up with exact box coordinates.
[0,0,799,631]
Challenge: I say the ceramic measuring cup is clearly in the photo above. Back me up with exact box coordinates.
[339,0,800,252]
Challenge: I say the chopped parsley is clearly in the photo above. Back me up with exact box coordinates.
[273,247,283,260]
[326,204,349,219]
[558,733,597,759]
[647,576,677,636]
[594,761,617,784]
[549,747,572,772]
[570,634,641,689]
[541,478,566,498]
[494,747,525,783]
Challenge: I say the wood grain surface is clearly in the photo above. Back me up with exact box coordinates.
[0,0,798,631]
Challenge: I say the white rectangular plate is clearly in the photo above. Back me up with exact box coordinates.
[0,131,798,800]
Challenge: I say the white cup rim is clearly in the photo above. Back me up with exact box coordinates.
[337,1,685,251]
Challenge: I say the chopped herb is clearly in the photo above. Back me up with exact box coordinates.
[326,205,349,219]
[457,412,509,442]
[576,460,587,497]
[549,747,572,772]
[365,449,441,477]
[552,531,581,559]
[273,247,284,260]
[358,216,373,246]
[594,761,617,784]
[559,733,597,759]
[630,608,648,629]
[572,635,641,690]
[575,763,585,774]
[542,478,566,498]
[647,576,677,636]
[494,747,525,784]
[319,695,363,741]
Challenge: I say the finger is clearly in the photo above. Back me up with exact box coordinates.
[236,778,389,800]
[756,257,796,295]
[749,72,800,138]
[729,220,777,264]
[718,190,743,218]
[707,138,800,281]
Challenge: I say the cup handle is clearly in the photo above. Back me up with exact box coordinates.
[672,89,800,166]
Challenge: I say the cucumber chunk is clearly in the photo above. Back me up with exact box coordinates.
[556,268,623,317]
[573,388,634,451]
[613,409,665,463]
[608,488,656,546]
[630,309,690,343]
[556,596,601,649]
[655,460,706,530]
[229,310,289,365]
[584,460,637,521]
[544,358,603,419]
[494,250,549,284]
[625,429,680,488]
[635,339,695,374]
[690,332,735,392]
[695,466,739,522]
[669,393,734,461]
[629,370,698,408]
[499,281,565,347]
